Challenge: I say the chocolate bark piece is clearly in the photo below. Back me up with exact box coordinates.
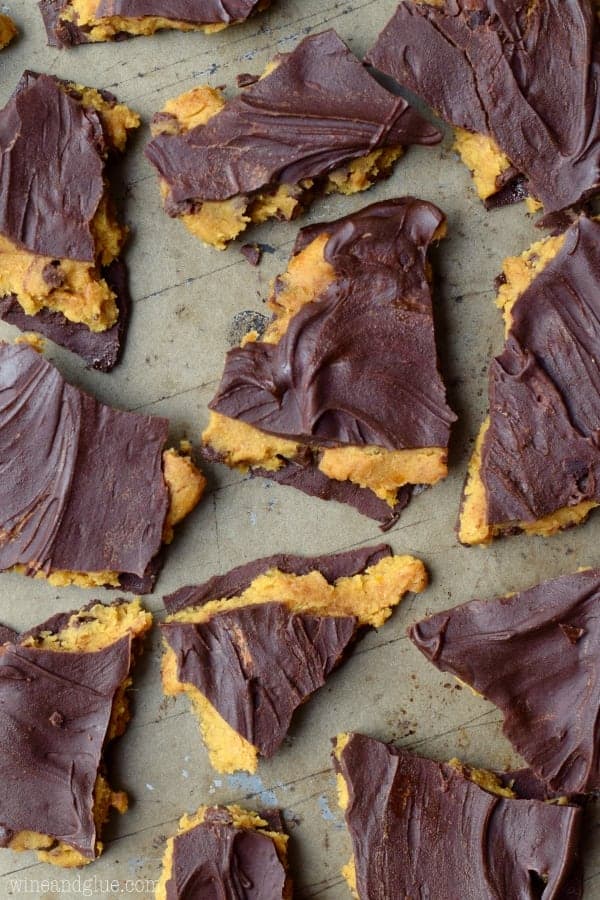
[202,198,455,524]
[39,0,266,48]
[156,805,291,900]
[144,30,442,248]
[0,341,205,592]
[410,567,600,794]
[333,733,584,900]
[0,259,130,372]
[366,0,600,219]
[164,544,394,613]
[0,71,139,370]
[458,216,600,545]
[0,598,152,866]
[161,549,427,772]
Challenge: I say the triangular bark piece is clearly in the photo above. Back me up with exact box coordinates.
[410,567,600,794]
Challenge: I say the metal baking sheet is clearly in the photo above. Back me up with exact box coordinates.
[1,2,599,897]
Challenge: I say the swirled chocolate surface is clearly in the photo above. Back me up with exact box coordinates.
[480,217,600,525]
[0,71,106,261]
[164,544,392,614]
[209,198,455,451]
[145,31,442,209]
[0,634,131,857]
[39,0,264,47]
[162,602,357,756]
[334,734,584,900]
[410,568,600,794]
[0,342,169,585]
[366,0,600,217]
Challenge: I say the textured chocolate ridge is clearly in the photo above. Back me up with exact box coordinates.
[145,30,441,209]
[40,0,264,47]
[0,259,131,372]
[0,630,131,857]
[0,342,169,589]
[479,216,600,526]
[162,602,358,757]
[209,198,455,450]
[410,567,600,794]
[164,543,392,613]
[366,0,600,217]
[334,734,584,900]
[166,808,287,900]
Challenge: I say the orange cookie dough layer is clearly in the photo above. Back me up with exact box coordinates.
[156,805,291,900]
[1,82,139,330]
[0,14,17,49]
[459,227,597,546]
[453,127,541,213]
[162,555,427,773]
[9,444,205,588]
[202,230,448,502]
[151,83,403,250]
[7,599,152,867]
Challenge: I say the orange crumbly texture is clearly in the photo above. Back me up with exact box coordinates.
[6,599,152,867]
[459,229,598,545]
[151,71,404,250]
[202,228,449,502]
[0,82,140,331]
[156,805,292,900]
[57,0,271,41]
[0,14,17,49]
[162,556,427,774]
[9,443,205,588]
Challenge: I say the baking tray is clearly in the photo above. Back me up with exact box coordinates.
[1,3,599,897]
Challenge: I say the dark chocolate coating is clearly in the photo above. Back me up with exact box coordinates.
[0,635,131,857]
[145,31,442,209]
[166,809,287,900]
[0,72,107,261]
[0,342,169,587]
[209,198,455,451]
[162,602,357,757]
[410,568,600,794]
[0,259,131,372]
[39,0,263,47]
[164,544,392,613]
[366,0,600,217]
[479,216,600,525]
[334,734,584,900]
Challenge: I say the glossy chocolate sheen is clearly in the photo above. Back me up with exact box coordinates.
[334,734,584,900]
[480,217,600,525]
[164,544,392,613]
[0,71,107,261]
[166,807,287,900]
[0,633,131,857]
[162,602,357,756]
[0,259,131,372]
[145,30,442,209]
[209,198,455,451]
[0,342,169,586]
[366,0,600,216]
[39,0,263,47]
[410,568,600,794]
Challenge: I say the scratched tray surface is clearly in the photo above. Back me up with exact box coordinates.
[1,3,600,899]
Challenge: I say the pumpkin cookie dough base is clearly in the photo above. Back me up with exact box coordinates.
[162,555,427,774]
[9,444,205,589]
[4,599,152,867]
[459,225,598,545]
[156,805,291,900]
[151,83,403,250]
[0,79,139,332]
[0,14,17,49]
[202,230,448,505]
